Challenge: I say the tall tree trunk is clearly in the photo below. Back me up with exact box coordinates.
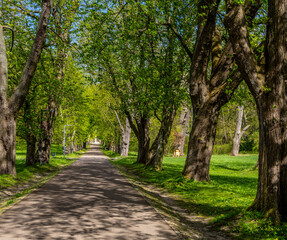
[0,108,16,175]
[178,107,191,155]
[25,133,37,166]
[136,118,150,164]
[22,98,38,166]
[221,110,228,144]
[225,0,286,223]
[253,94,287,224]
[0,1,52,175]
[125,112,150,164]
[231,105,250,156]
[38,99,58,164]
[179,0,260,182]
[148,107,177,171]
[231,106,244,156]
[39,137,52,164]
[168,0,244,181]
[121,118,131,156]
[182,103,220,181]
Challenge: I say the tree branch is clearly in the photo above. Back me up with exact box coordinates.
[163,22,193,60]
[211,0,263,89]
[0,26,8,99]
[125,110,139,138]
[240,125,250,138]
[2,25,15,51]
[154,110,162,123]
[15,5,40,20]
[9,0,52,116]
[224,0,264,97]
[114,110,124,133]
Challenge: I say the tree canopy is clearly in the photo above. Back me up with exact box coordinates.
[0,0,286,226]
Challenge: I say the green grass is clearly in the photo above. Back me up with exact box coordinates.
[101,147,121,158]
[110,153,287,239]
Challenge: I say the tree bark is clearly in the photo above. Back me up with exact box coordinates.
[225,0,286,223]
[120,118,131,156]
[174,0,244,181]
[25,132,37,166]
[136,117,150,164]
[148,107,177,171]
[0,1,52,175]
[175,0,261,182]
[0,108,16,175]
[178,107,191,155]
[125,110,150,164]
[22,98,38,166]
[37,99,58,164]
[232,105,250,156]
[36,2,78,164]
[182,102,220,181]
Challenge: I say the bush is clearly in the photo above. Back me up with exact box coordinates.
[213,144,232,154]
[240,137,257,152]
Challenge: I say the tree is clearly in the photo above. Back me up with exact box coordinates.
[167,0,236,181]
[0,0,52,175]
[178,106,192,155]
[83,0,190,167]
[36,0,79,164]
[225,0,287,223]
[231,105,250,156]
[114,111,131,157]
[166,0,261,181]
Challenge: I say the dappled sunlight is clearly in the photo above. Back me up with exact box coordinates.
[0,144,178,239]
[113,153,259,220]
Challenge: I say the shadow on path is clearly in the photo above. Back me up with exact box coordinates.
[0,144,179,240]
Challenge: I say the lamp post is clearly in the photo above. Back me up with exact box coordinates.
[63,125,72,158]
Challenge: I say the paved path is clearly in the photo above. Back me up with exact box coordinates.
[0,144,179,240]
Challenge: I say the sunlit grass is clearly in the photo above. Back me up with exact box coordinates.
[111,153,287,239]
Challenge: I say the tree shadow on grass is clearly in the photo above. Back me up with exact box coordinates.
[130,179,238,240]
[212,164,255,172]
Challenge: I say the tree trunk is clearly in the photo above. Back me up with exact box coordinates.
[25,133,37,166]
[126,112,150,164]
[231,105,244,156]
[178,108,191,155]
[182,103,220,181]
[136,118,150,164]
[0,1,51,175]
[120,118,131,156]
[137,133,150,164]
[225,0,286,223]
[169,0,242,182]
[252,96,287,224]
[0,108,16,176]
[38,99,58,164]
[38,137,52,164]
[148,108,177,171]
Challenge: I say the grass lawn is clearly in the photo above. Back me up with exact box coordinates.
[0,144,87,211]
[106,151,287,240]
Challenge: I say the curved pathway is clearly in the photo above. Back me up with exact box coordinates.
[0,144,179,240]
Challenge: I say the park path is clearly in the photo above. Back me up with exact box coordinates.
[0,144,179,240]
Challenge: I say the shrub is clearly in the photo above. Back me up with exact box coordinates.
[213,144,232,154]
